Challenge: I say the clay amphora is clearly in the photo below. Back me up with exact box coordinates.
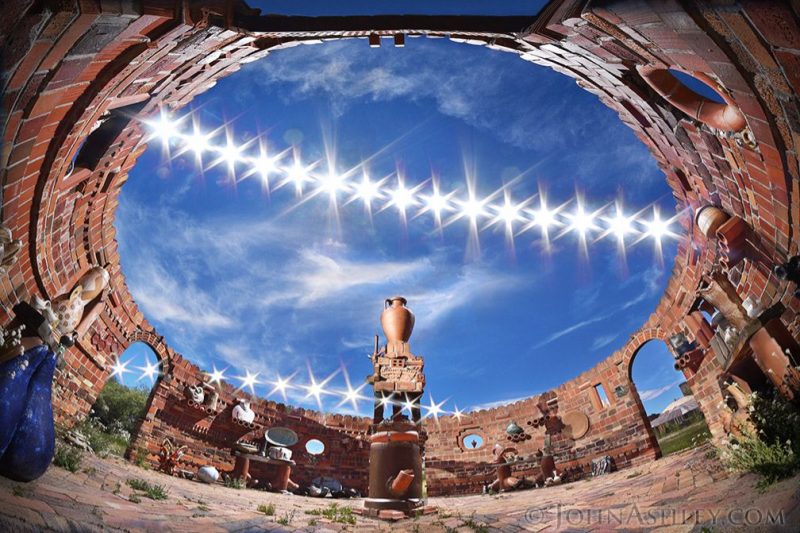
[695,206,729,239]
[380,296,415,343]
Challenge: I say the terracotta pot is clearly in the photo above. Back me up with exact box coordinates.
[388,469,415,497]
[380,296,415,343]
[540,455,556,479]
[638,66,746,132]
[695,206,729,239]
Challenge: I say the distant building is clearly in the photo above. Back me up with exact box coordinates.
[650,396,700,435]
[679,382,692,396]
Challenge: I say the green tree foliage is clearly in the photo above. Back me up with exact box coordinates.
[90,378,149,435]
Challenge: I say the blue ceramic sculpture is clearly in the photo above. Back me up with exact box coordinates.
[0,344,57,481]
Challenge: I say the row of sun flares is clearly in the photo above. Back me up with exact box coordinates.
[110,358,453,419]
[142,111,682,257]
[121,111,685,418]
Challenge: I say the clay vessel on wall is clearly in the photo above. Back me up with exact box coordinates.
[51,266,110,337]
[232,399,255,423]
[184,384,204,404]
[380,296,415,343]
[695,206,729,239]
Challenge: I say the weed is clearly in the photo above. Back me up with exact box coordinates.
[461,513,488,532]
[12,485,30,497]
[276,510,294,525]
[83,467,97,475]
[52,445,83,472]
[717,392,800,489]
[304,503,355,524]
[143,483,168,500]
[112,482,121,495]
[134,447,149,469]
[126,478,168,500]
[257,503,275,516]
[224,476,246,489]
[626,471,641,479]
[197,504,210,512]
[129,494,141,504]
[126,478,149,491]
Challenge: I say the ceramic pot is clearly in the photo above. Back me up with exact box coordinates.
[506,421,523,436]
[540,455,556,479]
[268,446,292,461]
[380,296,415,343]
[232,399,255,423]
[204,390,219,411]
[197,465,219,484]
[695,206,729,239]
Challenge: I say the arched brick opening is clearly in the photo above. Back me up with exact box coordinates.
[2,1,799,495]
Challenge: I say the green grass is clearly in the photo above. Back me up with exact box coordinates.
[52,445,83,472]
[224,476,246,489]
[277,511,294,525]
[126,478,168,500]
[304,503,356,524]
[257,503,275,516]
[656,420,712,456]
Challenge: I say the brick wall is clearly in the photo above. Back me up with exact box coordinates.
[2,0,798,496]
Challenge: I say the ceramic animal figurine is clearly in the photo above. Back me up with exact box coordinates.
[0,266,109,482]
[268,446,292,461]
[232,398,255,423]
[184,384,204,404]
[158,438,187,476]
[0,225,22,275]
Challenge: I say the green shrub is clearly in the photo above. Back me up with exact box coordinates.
[134,447,150,469]
[89,378,149,435]
[718,391,800,489]
[224,476,246,489]
[76,418,129,456]
[53,445,83,472]
[719,429,796,489]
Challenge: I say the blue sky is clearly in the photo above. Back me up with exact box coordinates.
[115,36,685,416]
[246,0,547,16]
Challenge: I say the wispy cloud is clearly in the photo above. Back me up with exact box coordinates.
[639,379,683,402]
[244,39,662,184]
[591,333,619,351]
[530,266,665,351]
[470,395,532,411]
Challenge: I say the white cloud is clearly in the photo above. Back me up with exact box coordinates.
[591,333,619,351]
[470,395,532,411]
[639,379,682,402]
[128,261,234,330]
[289,249,432,306]
[245,39,663,183]
[530,268,663,351]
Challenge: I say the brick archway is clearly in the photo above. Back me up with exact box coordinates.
[3,1,799,494]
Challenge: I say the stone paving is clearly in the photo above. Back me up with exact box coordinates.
[0,444,798,532]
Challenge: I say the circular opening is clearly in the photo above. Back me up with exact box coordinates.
[462,434,484,450]
[667,69,726,104]
[305,439,326,455]
[119,38,677,416]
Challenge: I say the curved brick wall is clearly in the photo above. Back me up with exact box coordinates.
[2,0,799,496]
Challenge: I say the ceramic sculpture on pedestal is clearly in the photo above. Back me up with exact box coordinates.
[232,398,255,423]
[0,266,109,482]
